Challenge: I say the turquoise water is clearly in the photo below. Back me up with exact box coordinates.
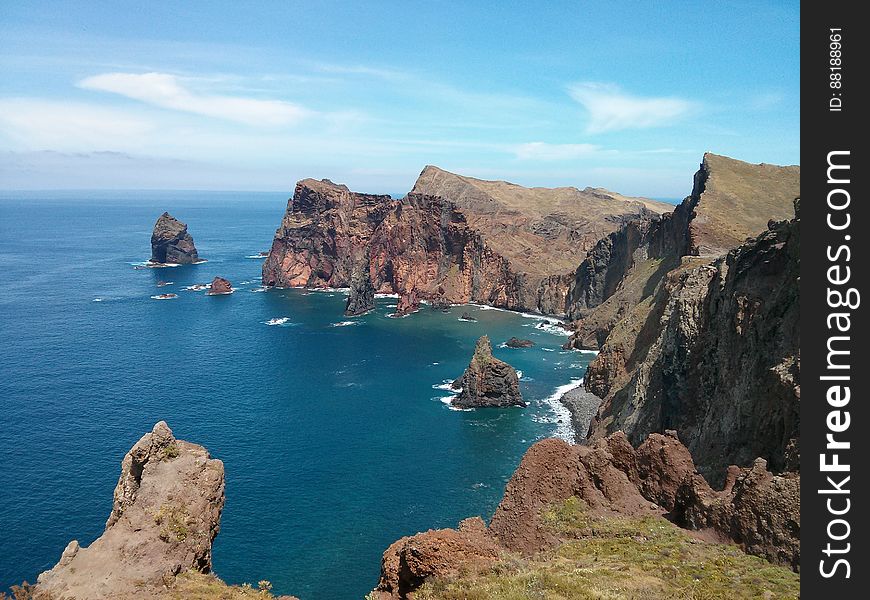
[0,192,593,599]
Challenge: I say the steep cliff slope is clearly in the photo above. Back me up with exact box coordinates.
[263,169,671,315]
[587,203,800,485]
[564,153,799,349]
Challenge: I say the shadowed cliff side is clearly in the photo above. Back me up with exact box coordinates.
[563,153,800,349]
[586,201,800,486]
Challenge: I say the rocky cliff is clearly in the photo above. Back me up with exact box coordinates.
[586,202,800,485]
[263,169,671,315]
[27,422,294,600]
[373,432,799,599]
[33,422,225,599]
[151,212,200,265]
[564,153,799,349]
[451,336,524,409]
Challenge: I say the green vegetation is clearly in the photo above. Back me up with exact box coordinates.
[162,443,180,460]
[415,497,799,600]
[154,504,190,543]
[170,572,283,599]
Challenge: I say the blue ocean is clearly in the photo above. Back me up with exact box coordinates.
[0,192,593,599]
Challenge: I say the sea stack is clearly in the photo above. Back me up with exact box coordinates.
[207,276,233,295]
[451,336,525,408]
[33,422,225,598]
[345,261,376,316]
[150,212,200,265]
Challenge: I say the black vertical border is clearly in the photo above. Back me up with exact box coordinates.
[801,2,867,596]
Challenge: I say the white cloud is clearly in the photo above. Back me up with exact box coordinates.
[0,98,155,149]
[568,82,695,134]
[78,72,312,126]
[512,142,601,161]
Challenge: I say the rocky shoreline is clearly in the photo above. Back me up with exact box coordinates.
[555,384,602,443]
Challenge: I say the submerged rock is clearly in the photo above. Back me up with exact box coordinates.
[451,336,524,409]
[459,312,476,322]
[393,291,420,316]
[505,337,534,348]
[207,276,233,295]
[150,212,200,265]
[34,422,225,599]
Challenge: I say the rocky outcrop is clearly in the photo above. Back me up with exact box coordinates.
[150,212,200,265]
[505,337,534,348]
[263,170,670,316]
[206,276,233,295]
[451,336,524,409]
[375,432,800,596]
[345,257,376,316]
[34,422,225,599]
[587,202,800,485]
[372,517,501,599]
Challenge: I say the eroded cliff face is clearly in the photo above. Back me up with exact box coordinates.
[586,202,800,485]
[34,422,225,599]
[263,169,667,315]
[563,153,799,349]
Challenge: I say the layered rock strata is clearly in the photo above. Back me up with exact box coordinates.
[34,422,225,599]
[150,212,200,265]
[451,336,524,408]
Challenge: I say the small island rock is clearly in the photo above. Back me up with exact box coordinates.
[150,212,200,264]
[207,276,233,295]
[451,336,525,409]
[505,337,535,348]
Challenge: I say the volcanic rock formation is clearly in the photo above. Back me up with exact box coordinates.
[33,422,225,599]
[206,276,233,295]
[373,431,800,598]
[564,153,800,349]
[263,170,671,315]
[150,212,200,265]
[451,336,524,408]
[586,200,800,485]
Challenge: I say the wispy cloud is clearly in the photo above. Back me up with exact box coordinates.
[512,142,602,161]
[78,72,312,126]
[0,98,155,149]
[568,82,696,134]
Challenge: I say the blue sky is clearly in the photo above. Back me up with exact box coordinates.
[0,1,799,197]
